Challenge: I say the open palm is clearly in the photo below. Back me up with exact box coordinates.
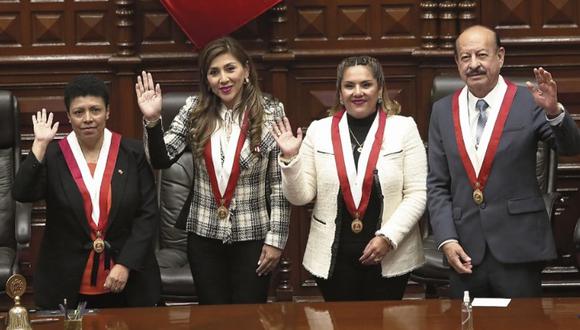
[526,67,559,115]
[32,109,59,143]
[271,117,303,158]
[135,71,162,120]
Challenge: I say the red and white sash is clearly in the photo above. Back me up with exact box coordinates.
[59,129,120,231]
[331,108,387,220]
[452,81,517,197]
[204,111,249,216]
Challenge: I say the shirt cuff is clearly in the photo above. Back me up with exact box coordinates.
[438,239,459,250]
[374,230,398,250]
[546,103,565,126]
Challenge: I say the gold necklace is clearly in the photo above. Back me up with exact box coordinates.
[348,127,364,153]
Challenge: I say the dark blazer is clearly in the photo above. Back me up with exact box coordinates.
[13,137,161,309]
[427,85,580,266]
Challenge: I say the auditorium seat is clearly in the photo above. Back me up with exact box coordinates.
[154,92,197,304]
[575,218,580,267]
[0,90,31,294]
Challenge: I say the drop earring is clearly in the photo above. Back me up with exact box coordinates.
[244,76,250,84]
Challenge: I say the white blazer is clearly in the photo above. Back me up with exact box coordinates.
[281,114,427,279]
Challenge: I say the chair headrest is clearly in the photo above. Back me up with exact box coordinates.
[431,76,531,104]
[161,92,194,132]
[0,90,17,148]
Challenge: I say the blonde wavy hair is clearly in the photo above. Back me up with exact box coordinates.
[328,55,400,116]
[187,37,264,156]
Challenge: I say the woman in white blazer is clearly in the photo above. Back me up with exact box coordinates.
[272,56,426,301]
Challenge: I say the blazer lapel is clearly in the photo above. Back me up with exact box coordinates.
[106,147,128,232]
[56,151,92,238]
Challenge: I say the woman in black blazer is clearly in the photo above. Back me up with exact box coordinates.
[13,75,160,309]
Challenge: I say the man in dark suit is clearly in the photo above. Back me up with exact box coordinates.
[427,25,580,298]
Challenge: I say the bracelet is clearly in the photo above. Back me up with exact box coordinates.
[376,233,395,250]
[279,153,297,165]
[144,116,161,128]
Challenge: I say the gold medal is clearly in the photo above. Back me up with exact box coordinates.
[93,237,105,254]
[351,218,363,234]
[93,231,105,254]
[217,205,229,220]
[473,188,484,205]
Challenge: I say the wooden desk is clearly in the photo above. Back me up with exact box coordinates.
[29,297,580,329]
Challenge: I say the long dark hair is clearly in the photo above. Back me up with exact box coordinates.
[188,37,264,156]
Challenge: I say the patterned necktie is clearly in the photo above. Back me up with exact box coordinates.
[475,99,489,149]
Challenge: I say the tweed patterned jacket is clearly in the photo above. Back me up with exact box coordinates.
[145,95,290,249]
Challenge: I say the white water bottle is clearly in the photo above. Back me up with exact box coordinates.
[461,290,474,330]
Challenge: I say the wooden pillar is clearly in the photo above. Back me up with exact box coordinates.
[438,0,458,50]
[457,0,478,32]
[420,1,439,49]
[265,1,295,301]
[108,0,141,138]
[270,2,289,54]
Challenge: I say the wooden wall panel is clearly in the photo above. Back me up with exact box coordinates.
[483,0,580,44]
[2,0,580,300]
[288,0,420,51]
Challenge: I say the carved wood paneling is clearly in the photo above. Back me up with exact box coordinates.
[0,0,115,56]
[337,5,370,40]
[543,0,578,27]
[75,11,109,45]
[289,0,421,51]
[0,12,20,46]
[381,4,416,40]
[1,0,580,300]
[482,0,580,44]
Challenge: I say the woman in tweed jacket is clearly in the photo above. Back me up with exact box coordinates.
[135,37,290,304]
[272,56,426,301]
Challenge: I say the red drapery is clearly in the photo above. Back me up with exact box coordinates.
[161,0,282,48]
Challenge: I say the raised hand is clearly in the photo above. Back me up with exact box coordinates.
[31,108,59,162]
[32,108,59,143]
[270,117,303,158]
[526,67,559,116]
[135,71,162,121]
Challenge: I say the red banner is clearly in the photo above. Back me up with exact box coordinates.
[161,0,281,48]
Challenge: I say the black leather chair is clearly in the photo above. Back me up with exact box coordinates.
[0,90,31,294]
[575,218,580,267]
[410,76,558,297]
[154,92,197,304]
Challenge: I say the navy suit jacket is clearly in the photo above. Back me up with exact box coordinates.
[427,85,580,265]
[13,137,161,309]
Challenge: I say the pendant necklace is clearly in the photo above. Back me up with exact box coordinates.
[348,127,364,153]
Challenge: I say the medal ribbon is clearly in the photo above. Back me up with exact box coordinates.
[452,80,517,194]
[331,108,386,221]
[204,110,249,211]
[60,131,121,285]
